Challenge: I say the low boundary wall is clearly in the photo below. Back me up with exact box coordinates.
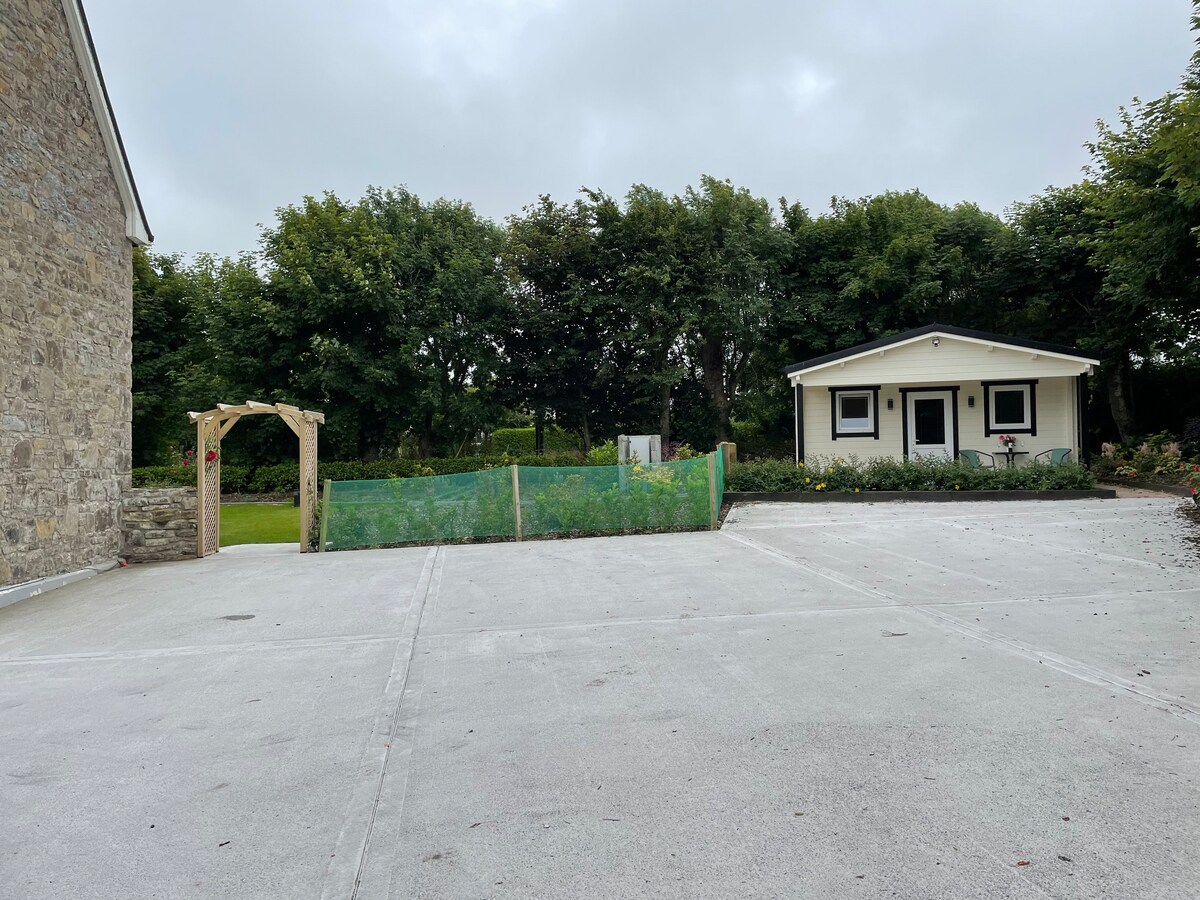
[122,488,197,562]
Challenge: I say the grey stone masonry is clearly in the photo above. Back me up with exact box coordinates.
[121,488,196,563]
[0,1,134,585]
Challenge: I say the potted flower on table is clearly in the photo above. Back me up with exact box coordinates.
[996,434,1019,468]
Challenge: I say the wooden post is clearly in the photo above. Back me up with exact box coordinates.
[708,452,718,530]
[299,419,317,552]
[195,417,206,557]
[718,441,737,472]
[318,478,332,552]
[511,465,522,541]
[212,433,221,551]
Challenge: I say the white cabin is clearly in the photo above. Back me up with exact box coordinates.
[783,325,1100,466]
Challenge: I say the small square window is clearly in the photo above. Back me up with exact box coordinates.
[833,389,876,437]
[840,395,870,425]
[993,390,1026,425]
[985,382,1035,434]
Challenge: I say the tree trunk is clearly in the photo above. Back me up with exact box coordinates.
[659,381,672,447]
[359,433,380,462]
[699,333,732,445]
[654,345,672,446]
[1106,356,1136,445]
[418,409,436,459]
[580,410,591,454]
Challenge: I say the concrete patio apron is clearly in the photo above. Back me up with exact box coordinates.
[1,497,1197,899]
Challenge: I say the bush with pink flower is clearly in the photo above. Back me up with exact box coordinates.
[1091,430,1200,488]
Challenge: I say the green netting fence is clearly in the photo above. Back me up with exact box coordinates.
[320,452,725,551]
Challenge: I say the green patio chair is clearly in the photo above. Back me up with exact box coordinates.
[959,449,995,468]
[1034,448,1073,466]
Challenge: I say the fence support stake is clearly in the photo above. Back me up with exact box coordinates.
[708,452,718,530]
[318,479,331,552]
[718,441,737,473]
[511,465,522,541]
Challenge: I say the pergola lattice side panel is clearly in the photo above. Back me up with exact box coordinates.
[200,421,221,555]
[187,402,325,557]
[299,417,318,551]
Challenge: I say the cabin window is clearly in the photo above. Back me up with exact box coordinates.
[831,387,880,439]
[983,381,1036,435]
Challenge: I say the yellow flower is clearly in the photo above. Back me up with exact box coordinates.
[827,467,833,474]
[805,477,811,484]
[854,487,860,493]
[816,483,823,491]
[798,461,805,468]
[954,484,960,490]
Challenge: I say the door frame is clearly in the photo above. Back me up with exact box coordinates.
[900,386,960,460]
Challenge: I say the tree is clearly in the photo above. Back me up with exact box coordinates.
[607,185,692,444]
[675,177,789,444]
[501,195,623,451]
[365,190,509,457]
[260,187,508,458]
[131,249,231,464]
[757,191,1005,442]
[1064,6,1200,441]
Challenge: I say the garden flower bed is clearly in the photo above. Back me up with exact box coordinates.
[1090,432,1200,502]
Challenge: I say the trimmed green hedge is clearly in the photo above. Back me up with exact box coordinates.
[132,464,252,493]
[726,456,1096,493]
[486,427,581,455]
[131,454,588,495]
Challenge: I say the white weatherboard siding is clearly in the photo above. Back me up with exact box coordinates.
[802,377,1079,464]
[804,386,901,461]
[791,335,1090,388]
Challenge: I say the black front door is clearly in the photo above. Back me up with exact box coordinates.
[913,398,946,446]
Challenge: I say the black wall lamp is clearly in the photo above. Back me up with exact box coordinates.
[967,395,975,408]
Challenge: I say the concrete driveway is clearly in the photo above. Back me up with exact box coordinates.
[1,497,1198,899]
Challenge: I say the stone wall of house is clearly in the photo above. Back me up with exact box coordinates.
[121,489,196,563]
[0,0,134,585]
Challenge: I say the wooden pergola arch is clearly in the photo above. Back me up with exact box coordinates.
[187,401,325,556]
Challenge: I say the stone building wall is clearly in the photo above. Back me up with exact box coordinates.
[121,488,196,563]
[0,0,134,585]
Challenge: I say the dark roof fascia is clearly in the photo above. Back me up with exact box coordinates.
[782,324,1094,376]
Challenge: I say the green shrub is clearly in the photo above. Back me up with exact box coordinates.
[586,440,619,466]
[667,442,703,461]
[1091,434,1199,486]
[131,465,191,488]
[521,460,712,535]
[730,421,793,460]
[486,426,582,455]
[131,463,248,490]
[220,465,251,493]
[507,453,588,470]
[726,456,1096,493]
[247,462,295,493]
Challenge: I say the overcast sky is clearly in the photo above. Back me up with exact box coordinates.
[88,1,1196,258]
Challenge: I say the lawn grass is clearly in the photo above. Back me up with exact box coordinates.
[219,503,300,547]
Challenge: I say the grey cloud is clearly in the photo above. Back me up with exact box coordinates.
[89,0,1196,257]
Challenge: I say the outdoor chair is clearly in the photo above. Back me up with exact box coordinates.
[959,449,995,468]
[1034,448,1073,465]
